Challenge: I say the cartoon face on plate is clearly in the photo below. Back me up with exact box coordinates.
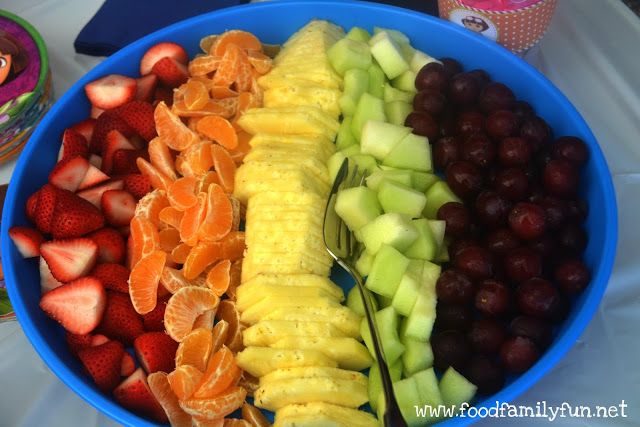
[449,9,499,41]
[0,32,28,86]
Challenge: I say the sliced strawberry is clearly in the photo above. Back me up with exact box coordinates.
[78,340,124,392]
[78,164,110,190]
[26,190,39,223]
[34,184,60,234]
[88,227,125,264]
[91,106,105,119]
[78,180,123,208]
[40,256,64,293]
[101,190,136,227]
[50,189,105,239]
[135,74,158,102]
[58,129,89,161]
[9,226,44,258]
[102,130,136,174]
[92,263,129,293]
[98,292,145,346]
[119,225,131,237]
[140,42,188,76]
[142,298,167,332]
[151,57,188,88]
[40,238,98,282]
[85,74,137,110]
[153,86,173,106]
[133,332,178,374]
[89,154,102,169]
[112,149,145,175]
[49,156,91,192]
[114,368,168,422]
[114,100,157,141]
[121,353,136,377]
[66,332,94,355]
[91,334,110,346]
[90,110,135,154]
[70,118,96,142]
[39,276,106,335]
[123,174,152,200]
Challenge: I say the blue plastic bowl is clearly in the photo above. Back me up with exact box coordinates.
[1,1,617,426]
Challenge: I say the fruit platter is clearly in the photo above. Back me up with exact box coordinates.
[0,2,617,427]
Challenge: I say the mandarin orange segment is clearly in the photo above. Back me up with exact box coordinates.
[212,43,243,87]
[130,216,160,267]
[184,80,211,111]
[149,137,178,180]
[181,142,214,177]
[228,131,251,164]
[180,386,246,421]
[168,364,204,401]
[155,101,201,151]
[211,86,239,99]
[196,116,238,150]
[193,346,240,399]
[180,192,207,247]
[205,260,231,297]
[224,420,252,427]
[134,190,170,227]
[147,372,192,427]
[165,286,220,342]
[193,309,216,330]
[138,157,174,192]
[175,328,214,371]
[241,402,270,427]
[220,231,245,261]
[196,171,222,194]
[210,319,230,354]
[188,117,203,133]
[173,99,235,119]
[171,243,192,264]
[183,241,223,280]
[159,228,181,252]
[159,206,184,229]
[130,250,166,314]
[188,55,222,77]
[246,50,272,75]
[199,184,233,242]
[160,266,193,294]
[211,30,262,56]
[238,372,259,396]
[226,260,242,301]
[168,176,199,211]
[234,59,253,93]
[193,418,225,427]
[215,300,243,353]
[210,145,236,193]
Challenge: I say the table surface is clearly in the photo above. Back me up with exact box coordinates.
[1,0,639,426]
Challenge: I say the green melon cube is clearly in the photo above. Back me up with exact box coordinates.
[336,117,358,150]
[391,272,420,316]
[411,172,438,192]
[367,63,386,98]
[385,101,413,126]
[400,43,417,63]
[383,132,432,172]
[365,244,410,297]
[327,38,372,76]
[423,181,461,219]
[355,249,374,276]
[368,359,403,412]
[351,93,386,141]
[413,368,444,411]
[346,27,371,43]
[406,259,424,278]
[389,377,423,427]
[366,169,413,191]
[350,154,378,174]
[368,307,406,364]
[378,180,427,218]
[404,218,438,260]
[384,83,414,103]
[428,220,446,252]
[340,144,360,157]
[335,186,382,231]
[439,367,477,408]
[327,151,347,183]
[373,27,410,45]
[360,120,410,160]
[360,213,418,255]
[402,339,434,377]
[402,278,437,342]
[410,50,441,74]
[421,260,442,285]
[369,31,410,80]
[392,69,417,92]
[346,285,378,317]
[435,245,450,263]
[377,293,394,308]
[339,69,370,116]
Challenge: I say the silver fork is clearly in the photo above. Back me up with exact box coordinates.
[323,158,408,427]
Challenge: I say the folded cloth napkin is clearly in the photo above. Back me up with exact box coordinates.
[74,0,247,56]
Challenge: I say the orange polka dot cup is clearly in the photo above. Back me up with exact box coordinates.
[438,0,558,54]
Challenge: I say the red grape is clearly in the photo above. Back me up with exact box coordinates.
[512,100,534,121]
[436,269,475,304]
[520,116,551,151]
[415,62,449,92]
[504,247,542,283]
[456,111,485,137]
[510,315,552,349]
[552,136,589,166]
[475,191,511,229]
[437,202,471,238]
[441,57,463,78]
[498,136,532,167]
[500,336,540,373]
[436,304,473,331]
[467,356,505,394]
[461,133,496,168]
[543,159,579,196]
[448,73,481,105]
[434,136,461,171]
[516,278,562,319]
[554,259,590,294]
[479,83,515,113]
[413,90,447,116]
[486,110,519,139]
[405,111,439,141]
[432,330,471,371]
[508,202,546,240]
[475,279,511,317]
[485,228,520,253]
[454,245,494,280]
[558,223,588,255]
[468,318,507,354]
[494,168,529,201]
[446,161,484,199]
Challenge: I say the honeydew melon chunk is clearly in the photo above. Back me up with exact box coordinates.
[385,100,413,126]
[350,154,378,174]
[336,117,357,150]
[360,213,419,255]
[421,260,442,287]
[383,132,432,172]
[423,181,462,219]
[369,31,410,79]
[410,50,442,74]
[365,244,410,297]
[373,27,410,45]
[402,339,434,377]
[340,69,370,116]
[366,169,413,191]
[355,249,374,276]
[377,293,394,308]
[367,63,386,98]
[406,259,425,278]
[327,38,372,76]
[346,26,372,43]
[401,276,438,342]
[392,69,418,92]
[360,120,410,160]
[359,307,405,364]
[389,377,424,427]
[368,360,403,412]
[413,368,445,414]
[428,220,447,252]
[351,93,386,141]
[340,144,361,157]
[412,172,439,192]
[435,244,450,263]
[335,186,382,231]
[384,83,414,103]
[378,180,427,217]
[346,285,378,317]
[404,218,438,260]
[439,367,477,408]
[327,152,346,184]
[391,272,421,316]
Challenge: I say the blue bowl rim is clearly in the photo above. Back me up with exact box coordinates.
[1,1,618,426]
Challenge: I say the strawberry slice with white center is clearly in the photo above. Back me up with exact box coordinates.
[40,237,98,282]
[40,257,64,293]
[121,353,136,377]
[8,226,45,258]
[58,129,89,161]
[85,74,137,110]
[78,340,123,392]
[150,57,188,88]
[49,156,91,192]
[39,276,107,335]
[89,154,102,169]
[78,164,110,190]
[135,74,158,102]
[101,189,137,227]
[139,42,188,76]
[114,368,168,422]
[78,179,123,208]
[70,118,96,142]
[102,129,136,174]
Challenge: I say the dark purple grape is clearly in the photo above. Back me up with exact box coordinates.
[461,133,496,168]
[516,278,562,319]
[500,336,540,373]
[450,238,479,258]
[520,116,551,152]
[475,279,511,317]
[528,234,556,259]
[415,62,449,92]
[486,110,519,140]
[565,198,589,222]
[510,315,552,349]
[512,100,534,121]
[543,159,579,197]
[448,73,481,105]
[552,136,589,166]
[439,107,457,137]
[433,136,461,171]
[538,196,567,230]
[467,356,505,394]
[437,202,471,238]
[498,136,532,167]
[455,111,485,137]
[432,330,471,371]
[504,247,542,283]
[479,83,515,113]
[468,69,491,87]
[508,202,546,240]
[554,259,590,294]
[558,223,588,255]
[413,90,447,116]
[475,191,511,229]
[535,145,554,170]
[436,269,475,304]
[405,111,439,141]
[446,161,484,199]
[468,318,507,354]
[455,245,493,280]
[485,228,520,253]
[441,57,463,78]
[494,168,529,201]
[436,304,473,331]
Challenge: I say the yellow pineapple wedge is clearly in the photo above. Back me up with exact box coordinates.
[270,336,373,371]
[236,347,338,378]
[261,305,361,338]
[239,295,342,325]
[239,274,344,299]
[260,367,367,386]
[237,285,342,312]
[243,320,347,346]
[275,402,378,427]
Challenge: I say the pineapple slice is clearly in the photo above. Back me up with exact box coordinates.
[239,274,344,299]
[243,320,346,346]
[237,285,342,312]
[270,336,373,371]
[261,306,361,338]
[263,85,341,118]
[236,347,338,378]
[261,366,367,386]
[275,402,378,427]
[240,295,341,325]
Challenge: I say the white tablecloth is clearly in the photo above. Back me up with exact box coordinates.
[0,0,639,426]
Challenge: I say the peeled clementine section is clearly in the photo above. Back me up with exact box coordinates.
[211,31,262,56]
[246,50,272,75]
[155,101,200,151]
[226,260,242,301]
[175,328,214,372]
[168,364,203,400]
[215,300,243,353]
[137,157,174,191]
[180,192,207,247]
[210,145,236,193]
[224,420,251,427]
[168,176,199,211]
[188,55,222,77]
[183,241,223,280]
[134,190,170,227]
[159,206,184,229]
[199,184,233,242]
[196,116,238,150]
[228,131,251,164]
[171,243,192,264]
[160,267,192,294]
[181,142,214,177]
[149,137,178,180]
[211,86,238,99]
[159,228,181,252]
[184,80,211,111]
[193,346,240,399]
[130,215,160,267]
[165,286,220,342]
[196,171,222,194]
[210,320,229,354]
[130,250,166,314]
[206,260,231,297]
[241,403,270,427]
[180,386,246,421]
[147,372,192,427]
